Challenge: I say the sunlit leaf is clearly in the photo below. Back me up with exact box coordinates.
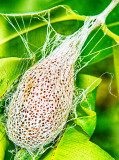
[75,107,96,137]
[47,126,114,160]
[76,74,102,93]
[0,5,82,58]
[0,57,32,97]
[113,42,119,95]
[75,74,101,137]
[0,122,8,160]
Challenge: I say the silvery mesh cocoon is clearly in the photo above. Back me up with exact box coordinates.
[7,48,74,150]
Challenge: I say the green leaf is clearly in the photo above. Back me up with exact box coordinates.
[91,104,119,160]
[14,149,31,160]
[14,149,39,160]
[0,0,64,13]
[0,57,32,97]
[75,74,101,137]
[46,126,114,160]
[76,74,102,93]
[40,149,54,160]
[75,89,97,137]
[75,107,96,137]
[0,0,119,65]
[113,42,119,95]
[81,88,97,111]
[14,148,53,160]
[80,31,114,65]
[60,0,119,64]
[0,122,8,160]
[0,5,82,58]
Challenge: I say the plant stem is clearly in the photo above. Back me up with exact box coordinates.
[113,43,119,95]
[102,24,119,42]
[107,22,119,27]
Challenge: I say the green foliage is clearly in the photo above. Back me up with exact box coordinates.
[91,104,119,160]
[0,2,118,97]
[41,127,114,160]
[75,74,101,137]
[0,122,9,160]
[0,57,32,97]
[14,149,38,160]
[76,74,102,93]
[0,0,119,160]
[113,43,119,95]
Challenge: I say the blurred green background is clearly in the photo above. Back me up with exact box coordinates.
[0,0,119,159]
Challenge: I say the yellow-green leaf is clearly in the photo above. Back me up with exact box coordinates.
[0,122,8,160]
[113,42,119,95]
[0,57,32,97]
[48,126,114,160]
